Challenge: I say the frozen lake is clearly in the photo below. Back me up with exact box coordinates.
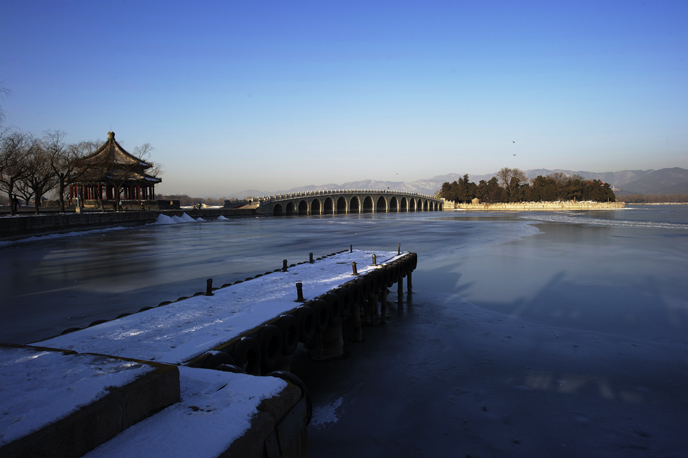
[2,206,687,457]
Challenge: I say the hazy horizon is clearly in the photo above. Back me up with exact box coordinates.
[2,1,687,197]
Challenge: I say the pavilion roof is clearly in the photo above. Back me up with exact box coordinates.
[76,131,154,170]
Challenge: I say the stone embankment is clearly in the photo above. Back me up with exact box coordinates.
[451,201,625,211]
[0,208,255,240]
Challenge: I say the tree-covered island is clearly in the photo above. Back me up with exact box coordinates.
[439,167,616,203]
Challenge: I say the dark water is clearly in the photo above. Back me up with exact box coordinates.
[0,212,535,343]
[1,206,687,457]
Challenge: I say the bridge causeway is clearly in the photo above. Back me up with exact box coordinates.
[257,189,443,216]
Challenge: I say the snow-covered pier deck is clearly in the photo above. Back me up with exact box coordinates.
[1,249,417,458]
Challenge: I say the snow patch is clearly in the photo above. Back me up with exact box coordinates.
[82,367,287,458]
[0,347,153,446]
[310,397,343,429]
[152,213,203,225]
[154,214,176,225]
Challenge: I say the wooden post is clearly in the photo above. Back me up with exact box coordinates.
[295,282,305,302]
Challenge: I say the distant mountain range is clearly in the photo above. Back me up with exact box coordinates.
[232,167,688,199]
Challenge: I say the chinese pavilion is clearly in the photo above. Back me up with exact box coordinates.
[69,131,161,202]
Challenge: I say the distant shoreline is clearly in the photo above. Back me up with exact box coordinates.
[451,201,625,211]
[625,202,688,206]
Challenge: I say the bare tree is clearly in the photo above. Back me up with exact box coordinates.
[549,172,569,188]
[0,131,32,215]
[69,140,105,211]
[45,131,96,212]
[497,167,527,196]
[134,143,163,183]
[20,139,57,214]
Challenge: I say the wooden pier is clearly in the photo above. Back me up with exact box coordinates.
[1,249,417,458]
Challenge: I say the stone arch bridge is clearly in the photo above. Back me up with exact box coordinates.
[257,190,444,216]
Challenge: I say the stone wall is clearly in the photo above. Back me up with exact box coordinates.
[0,208,256,240]
[451,201,625,211]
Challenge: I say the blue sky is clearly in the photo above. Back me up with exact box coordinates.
[2,0,687,197]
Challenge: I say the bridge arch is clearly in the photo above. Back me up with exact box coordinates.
[390,196,398,212]
[336,196,347,214]
[363,196,374,213]
[311,199,321,215]
[324,197,334,214]
[286,202,297,216]
[423,200,428,211]
[274,203,284,216]
[298,200,308,215]
[350,196,360,213]
[400,197,407,212]
[376,196,386,212]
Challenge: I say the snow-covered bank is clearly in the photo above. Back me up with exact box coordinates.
[0,346,156,448]
[82,367,288,458]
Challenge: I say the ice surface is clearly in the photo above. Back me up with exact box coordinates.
[3,208,687,457]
